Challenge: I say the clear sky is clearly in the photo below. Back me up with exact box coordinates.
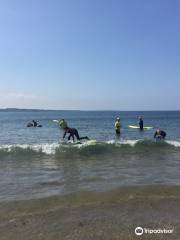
[0,0,180,110]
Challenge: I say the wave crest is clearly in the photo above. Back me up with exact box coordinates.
[0,139,179,156]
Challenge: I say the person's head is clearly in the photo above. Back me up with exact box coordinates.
[32,120,35,122]
[59,119,67,129]
[116,117,120,121]
[139,116,142,120]
[157,128,160,133]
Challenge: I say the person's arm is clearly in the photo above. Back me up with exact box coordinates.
[154,132,157,138]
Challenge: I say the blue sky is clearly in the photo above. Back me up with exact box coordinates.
[0,0,180,110]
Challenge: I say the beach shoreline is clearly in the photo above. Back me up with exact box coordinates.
[0,185,180,240]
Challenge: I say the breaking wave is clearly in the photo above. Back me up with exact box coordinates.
[0,139,179,156]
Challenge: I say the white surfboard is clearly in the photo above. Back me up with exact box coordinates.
[83,139,97,145]
[128,125,153,130]
[53,120,59,123]
[61,139,97,145]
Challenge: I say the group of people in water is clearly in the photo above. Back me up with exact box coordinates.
[114,116,166,140]
[27,120,42,128]
[58,117,166,142]
[27,117,167,142]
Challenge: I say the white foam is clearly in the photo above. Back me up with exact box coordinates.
[166,140,180,148]
[0,143,59,155]
[0,139,180,156]
[106,139,140,147]
[106,140,115,144]
[119,139,140,146]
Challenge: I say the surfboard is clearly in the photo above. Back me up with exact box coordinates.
[53,120,59,123]
[128,125,153,130]
[61,139,97,145]
[83,139,97,145]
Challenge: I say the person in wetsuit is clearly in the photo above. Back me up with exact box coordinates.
[63,127,89,142]
[27,120,39,127]
[114,117,121,135]
[139,116,144,130]
[58,119,89,142]
[154,129,166,140]
[32,120,38,127]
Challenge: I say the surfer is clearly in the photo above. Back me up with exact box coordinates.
[115,117,121,135]
[58,119,89,142]
[139,116,144,130]
[63,127,89,142]
[154,129,166,140]
[32,120,38,127]
[27,120,42,127]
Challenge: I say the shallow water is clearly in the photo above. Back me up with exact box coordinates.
[0,110,180,201]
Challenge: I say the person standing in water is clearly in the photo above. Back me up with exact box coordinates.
[139,116,144,130]
[115,117,121,135]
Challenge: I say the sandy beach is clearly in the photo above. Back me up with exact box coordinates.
[0,186,180,240]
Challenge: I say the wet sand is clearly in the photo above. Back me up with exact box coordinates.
[0,185,180,240]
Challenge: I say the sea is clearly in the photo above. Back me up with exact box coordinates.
[0,110,180,202]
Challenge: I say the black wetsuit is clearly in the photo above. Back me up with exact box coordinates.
[32,121,38,127]
[116,129,120,135]
[63,127,89,141]
[139,119,144,130]
[154,130,166,140]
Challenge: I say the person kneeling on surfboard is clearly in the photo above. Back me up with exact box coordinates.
[115,117,121,135]
[154,129,166,140]
[138,116,144,130]
[58,119,89,142]
[63,127,89,142]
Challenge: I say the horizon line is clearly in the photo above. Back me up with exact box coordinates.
[0,108,180,112]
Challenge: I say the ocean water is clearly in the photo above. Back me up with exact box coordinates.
[0,110,180,201]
